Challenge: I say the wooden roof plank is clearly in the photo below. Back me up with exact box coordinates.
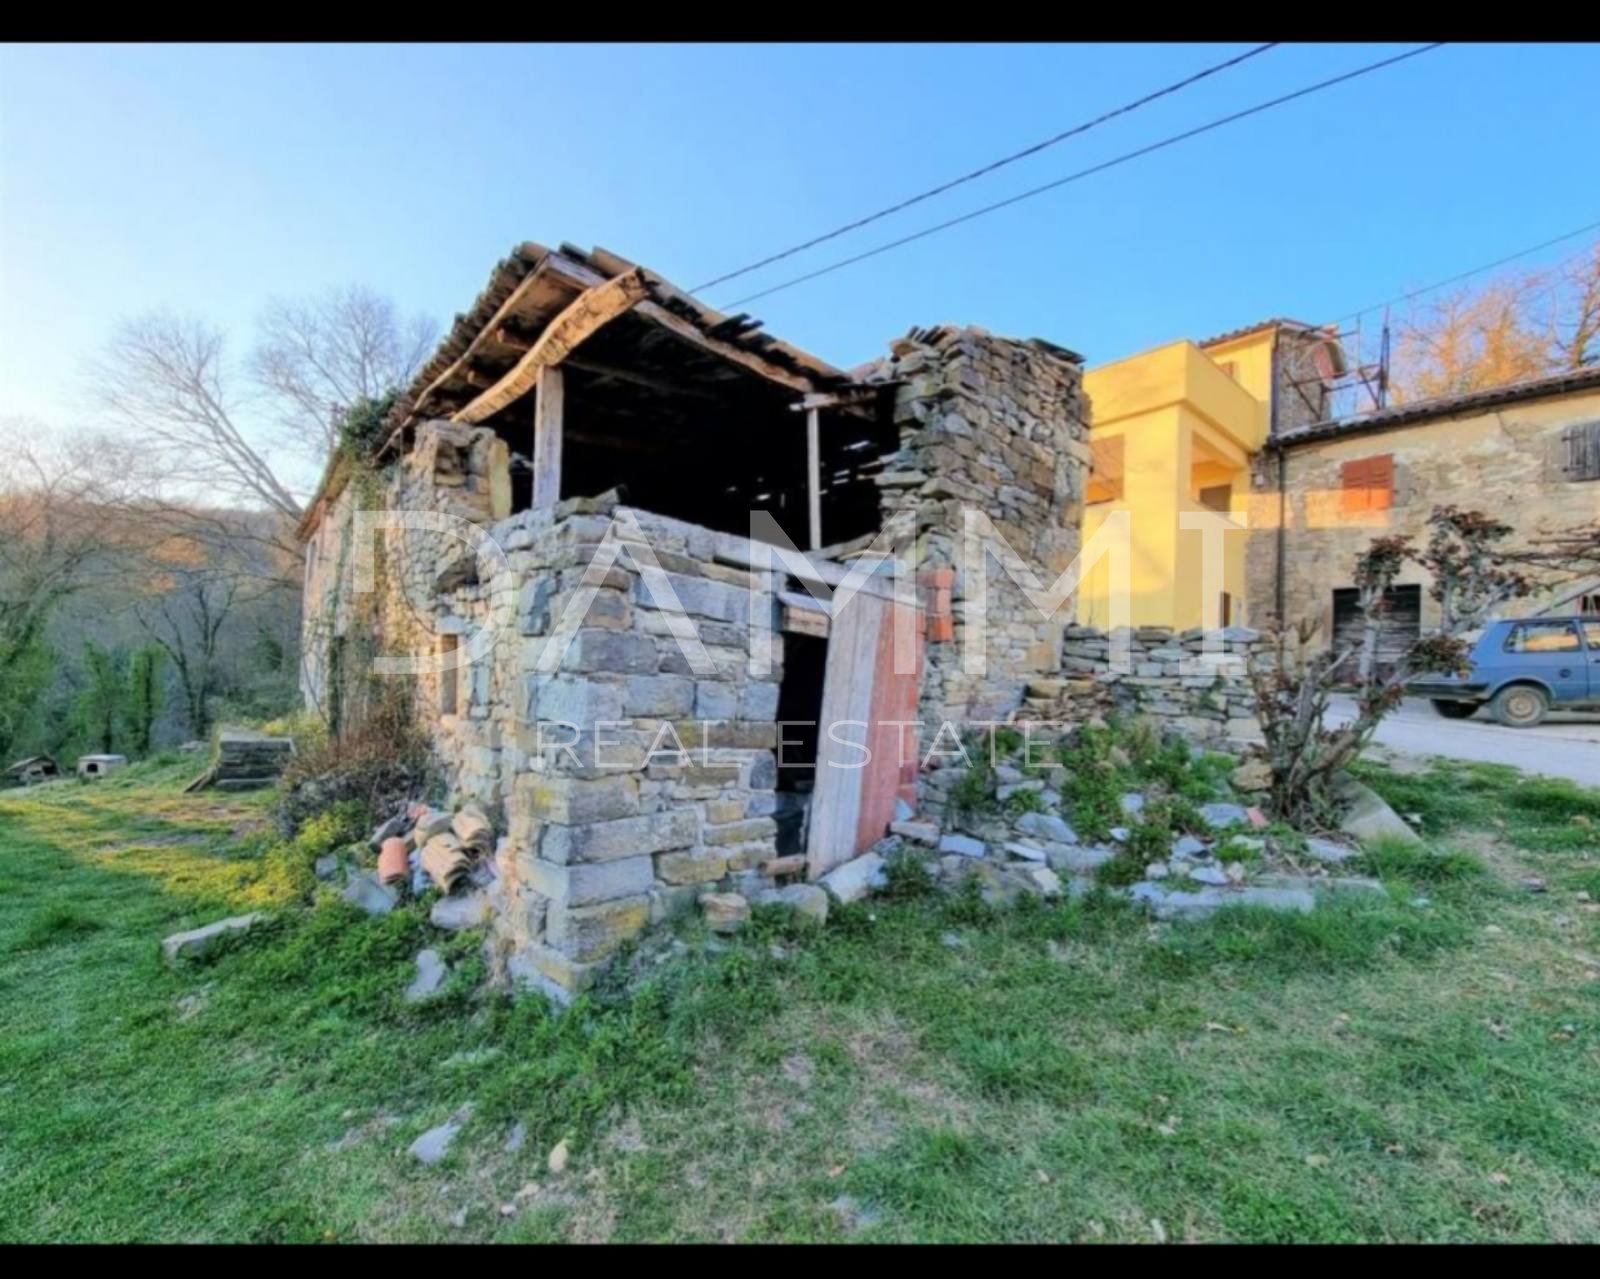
[453,268,651,425]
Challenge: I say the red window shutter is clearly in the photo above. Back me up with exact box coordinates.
[1341,458,1370,513]
[1368,454,1394,509]
[1341,455,1393,513]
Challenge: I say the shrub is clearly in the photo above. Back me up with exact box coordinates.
[273,687,433,837]
[882,848,938,901]
[948,765,997,824]
[1095,851,1147,889]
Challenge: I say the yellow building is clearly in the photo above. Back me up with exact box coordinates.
[1076,319,1341,629]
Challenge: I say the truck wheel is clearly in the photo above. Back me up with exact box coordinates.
[1431,699,1477,720]
[1490,684,1548,728]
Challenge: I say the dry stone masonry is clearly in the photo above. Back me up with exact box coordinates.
[1057,624,1264,745]
[302,313,1095,1002]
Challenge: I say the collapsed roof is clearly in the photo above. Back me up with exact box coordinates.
[299,243,897,545]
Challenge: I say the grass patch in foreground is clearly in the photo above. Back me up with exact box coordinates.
[0,757,1597,1241]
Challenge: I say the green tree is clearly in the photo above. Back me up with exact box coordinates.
[73,642,127,756]
[124,645,164,757]
[0,633,52,763]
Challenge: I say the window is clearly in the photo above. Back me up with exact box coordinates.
[1199,483,1233,514]
[1219,592,1233,627]
[439,635,460,715]
[1087,436,1124,504]
[1562,420,1600,481]
[1502,621,1581,654]
[1341,454,1394,513]
[1581,592,1600,617]
[1584,622,1600,648]
[1216,360,1239,381]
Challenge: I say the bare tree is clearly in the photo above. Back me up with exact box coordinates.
[1392,280,1547,402]
[1547,243,1600,371]
[89,286,437,516]
[251,285,436,462]
[1391,239,1600,401]
[1250,507,1539,825]
[90,313,304,520]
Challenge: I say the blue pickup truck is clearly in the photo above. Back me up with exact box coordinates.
[1410,616,1600,727]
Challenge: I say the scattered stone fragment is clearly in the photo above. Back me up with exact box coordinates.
[1521,876,1548,894]
[1188,866,1229,886]
[889,820,940,845]
[431,890,492,931]
[1172,834,1208,859]
[405,949,447,1002]
[313,854,340,881]
[1236,886,1315,913]
[938,833,986,858]
[997,780,1045,802]
[341,871,397,917]
[1025,866,1063,896]
[504,1121,527,1154]
[1145,862,1170,880]
[1016,812,1077,844]
[1047,843,1114,875]
[1120,792,1146,816]
[1200,802,1248,830]
[1110,827,1131,843]
[1246,807,1269,829]
[1303,836,1357,864]
[941,931,969,949]
[755,883,829,925]
[1004,840,1048,862]
[819,852,887,903]
[701,892,751,933]
[161,912,264,965]
[409,1103,473,1166]
[1230,759,1273,792]
[547,1137,570,1175]
[1338,781,1422,846]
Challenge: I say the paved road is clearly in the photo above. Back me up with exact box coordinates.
[1324,694,1600,787]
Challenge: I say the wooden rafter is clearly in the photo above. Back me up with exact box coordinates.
[452,269,650,425]
[409,252,600,417]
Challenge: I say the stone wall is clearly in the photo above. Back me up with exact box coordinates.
[300,321,1094,1001]
[1058,624,1263,745]
[875,326,1090,752]
[1247,387,1600,632]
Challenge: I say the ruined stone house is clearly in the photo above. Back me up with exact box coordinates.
[298,242,1091,999]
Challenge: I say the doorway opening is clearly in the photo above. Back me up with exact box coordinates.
[773,630,828,857]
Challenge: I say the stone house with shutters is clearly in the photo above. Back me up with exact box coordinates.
[298,241,1091,1000]
[1244,365,1600,661]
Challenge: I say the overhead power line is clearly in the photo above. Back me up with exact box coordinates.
[690,42,1281,294]
[720,43,1446,310]
[1334,215,1600,323]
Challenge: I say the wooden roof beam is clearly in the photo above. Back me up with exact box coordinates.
[452,268,650,425]
[409,251,603,418]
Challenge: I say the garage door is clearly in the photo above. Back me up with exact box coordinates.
[1331,584,1421,683]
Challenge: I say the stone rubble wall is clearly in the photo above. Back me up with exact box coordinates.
[1057,624,1265,745]
[302,322,1095,1000]
[875,327,1090,760]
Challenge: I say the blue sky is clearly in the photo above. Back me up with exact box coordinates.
[3,41,1598,493]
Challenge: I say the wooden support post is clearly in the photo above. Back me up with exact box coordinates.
[532,365,564,514]
[806,406,821,552]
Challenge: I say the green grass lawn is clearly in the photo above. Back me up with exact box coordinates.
[2,756,1598,1242]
